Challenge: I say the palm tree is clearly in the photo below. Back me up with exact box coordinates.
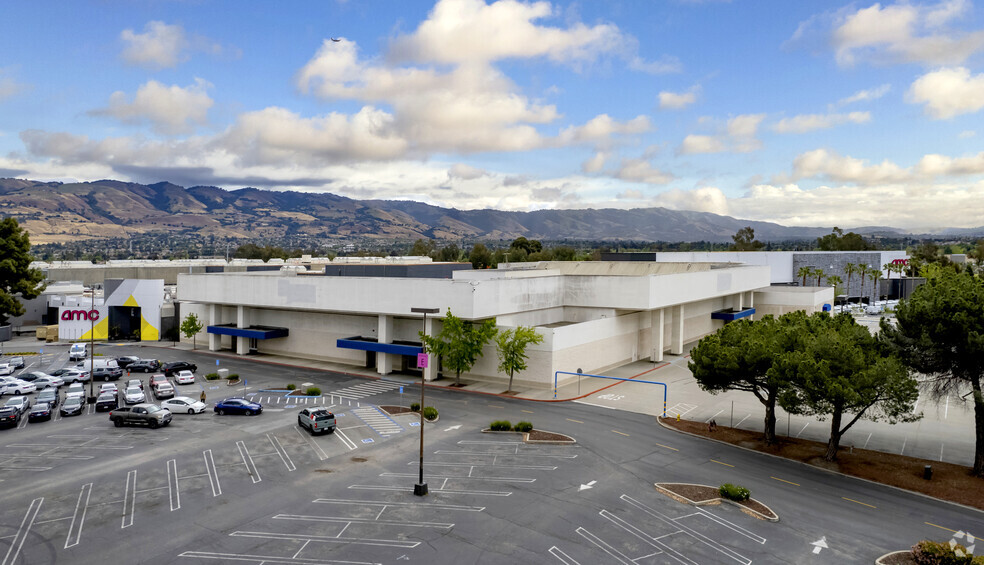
[797,266,812,287]
[844,263,857,302]
[858,265,869,305]
[870,268,883,302]
[825,274,842,292]
[814,268,825,287]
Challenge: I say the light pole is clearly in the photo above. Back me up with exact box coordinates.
[411,306,439,496]
[88,298,95,403]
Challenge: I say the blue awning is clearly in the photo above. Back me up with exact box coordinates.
[711,307,756,322]
[336,336,423,356]
[207,325,289,340]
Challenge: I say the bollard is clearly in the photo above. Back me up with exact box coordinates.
[923,465,933,480]
[676,413,680,422]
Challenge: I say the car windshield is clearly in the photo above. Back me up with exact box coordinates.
[126,388,140,394]
[146,405,161,413]
[65,398,81,406]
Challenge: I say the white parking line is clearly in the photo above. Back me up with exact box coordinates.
[380,472,535,483]
[64,483,92,549]
[735,414,750,428]
[178,550,378,564]
[313,498,485,512]
[795,422,809,438]
[267,434,295,472]
[1,497,42,565]
[121,470,136,528]
[167,459,180,511]
[335,429,357,451]
[548,546,582,565]
[203,450,221,496]
[292,427,328,461]
[273,514,454,529]
[230,530,420,549]
[236,440,261,483]
[704,409,724,423]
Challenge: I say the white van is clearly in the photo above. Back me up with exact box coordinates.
[69,343,88,361]
[75,358,119,371]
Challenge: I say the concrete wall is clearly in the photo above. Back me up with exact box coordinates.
[753,286,834,318]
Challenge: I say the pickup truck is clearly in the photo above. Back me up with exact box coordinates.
[108,403,172,428]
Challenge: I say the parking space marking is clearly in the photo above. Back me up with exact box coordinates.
[122,470,136,528]
[575,526,636,564]
[292,427,330,460]
[16,415,28,429]
[313,498,485,512]
[667,402,698,417]
[203,449,222,496]
[267,434,295,472]
[335,429,358,451]
[548,546,582,565]
[380,472,536,483]
[351,406,404,436]
[1,497,42,565]
[167,459,180,511]
[64,483,92,549]
[273,514,454,530]
[178,550,378,564]
[417,461,558,470]
[329,381,404,400]
[236,440,261,483]
[230,530,420,549]
[347,484,513,496]
[434,450,578,459]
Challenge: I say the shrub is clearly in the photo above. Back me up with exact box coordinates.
[911,540,983,564]
[718,483,750,502]
[422,406,438,421]
[490,420,512,431]
[305,387,321,396]
[514,421,533,433]
[286,383,297,390]
[410,402,421,411]
[227,373,239,380]
[204,372,219,380]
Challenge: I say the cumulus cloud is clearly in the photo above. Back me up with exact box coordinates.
[556,114,650,145]
[678,113,764,154]
[659,186,729,215]
[787,148,910,185]
[90,79,214,135]
[772,111,871,134]
[678,134,726,155]
[448,163,488,180]
[581,152,607,173]
[837,84,891,106]
[831,0,984,66]
[658,85,699,110]
[907,66,984,119]
[614,158,674,184]
[120,21,234,69]
[914,151,984,176]
[616,189,645,200]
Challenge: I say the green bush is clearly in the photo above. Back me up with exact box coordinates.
[718,483,750,502]
[305,387,321,396]
[490,420,512,431]
[514,421,533,433]
[204,372,219,380]
[911,540,984,564]
[227,373,239,380]
[422,406,438,421]
[286,383,297,390]
[410,402,421,411]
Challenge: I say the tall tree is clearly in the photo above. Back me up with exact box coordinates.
[825,275,842,295]
[419,309,498,387]
[844,263,857,300]
[0,217,47,325]
[814,268,825,287]
[688,313,806,444]
[730,226,765,251]
[857,265,869,304]
[775,313,919,461]
[881,271,984,477]
[469,243,493,269]
[798,266,813,287]
[494,326,544,393]
[869,267,883,302]
[180,313,204,351]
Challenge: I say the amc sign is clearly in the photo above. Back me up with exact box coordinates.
[61,309,100,322]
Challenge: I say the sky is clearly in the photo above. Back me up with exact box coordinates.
[1,0,984,231]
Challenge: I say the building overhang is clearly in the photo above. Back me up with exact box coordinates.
[206,324,289,340]
[336,336,422,356]
[710,307,756,322]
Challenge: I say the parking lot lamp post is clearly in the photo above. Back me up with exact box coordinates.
[411,307,440,496]
[88,300,95,403]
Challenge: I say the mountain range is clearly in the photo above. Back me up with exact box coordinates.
[0,178,976,245]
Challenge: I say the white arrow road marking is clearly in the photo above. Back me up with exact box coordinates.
[444,424,462,431]
[578,480,597,492]
[811,536,828,554]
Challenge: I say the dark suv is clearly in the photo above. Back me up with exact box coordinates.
[163,361,197,376]
[92,367,123,381]
[128,360,161,373]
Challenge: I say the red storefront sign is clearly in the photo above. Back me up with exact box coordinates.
[61,309,100,321]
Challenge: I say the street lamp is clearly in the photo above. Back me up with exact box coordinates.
[411,306,440,496]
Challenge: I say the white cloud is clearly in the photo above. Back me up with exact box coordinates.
[614,158,673,184]
[628,55,683,74]
[788,148,910,184]
[658,85,699,110]
[772,111,871,134]
[448,163,488,180]
[0,68,29,101]
[837,84,891,106]
[915,151,984,176]
[616,189,645,200]
[90,79,214,135]
[908,66,984,119]
[120,21,188,69]
[557,114,650,145]
[660,186,729,215]
[831,0,984,66]
[678,134,725,155]
[959,130,977,138]
[581,152,606,173]
[679,113,764,154]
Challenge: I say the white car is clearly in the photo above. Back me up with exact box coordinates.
[0,363,13,376]
[0,379,36,395]
[55,369,89,384]
[65,383,86,399]
[153,382,175,399]
[4,396,31,415]
[33,376,65,389]
[123,386,145,404]
[174,370,196,385]
[160,396,207,414]
[99,383,118,395]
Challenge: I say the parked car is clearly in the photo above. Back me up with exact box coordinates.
[19,372,63,389]
[128,360,161,373]
[109,404,171,428]
[160,396,207,414]
[51,368,89,383]
[99,383,119,395]
[69,343,88,361]
[60,396,85,417]
[95,392,118,412]
[0,363,13,376]
[0,406,20,428]
[17,371,53,384]
[174,370,196,385]
[163,361,197,377]
[148,374,168,388]
[214,398,262,416]
[115,356,141,369]
[28,402,52,423]
[8,356,25,369]
[92,367,123,382]
[123,386,145,404]
[126,378,143,391]
[64,383,86,400]
[1,379,35,395]
[297,407,336,435]
[5,396,31,415]
[153,382,175,400]
[36,389,59,409]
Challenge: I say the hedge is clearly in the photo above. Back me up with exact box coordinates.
[514,421,533,433]
[490,420,512,431]
[718,483,750,502]
[305,387,321,396]
[422,406,438,421]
